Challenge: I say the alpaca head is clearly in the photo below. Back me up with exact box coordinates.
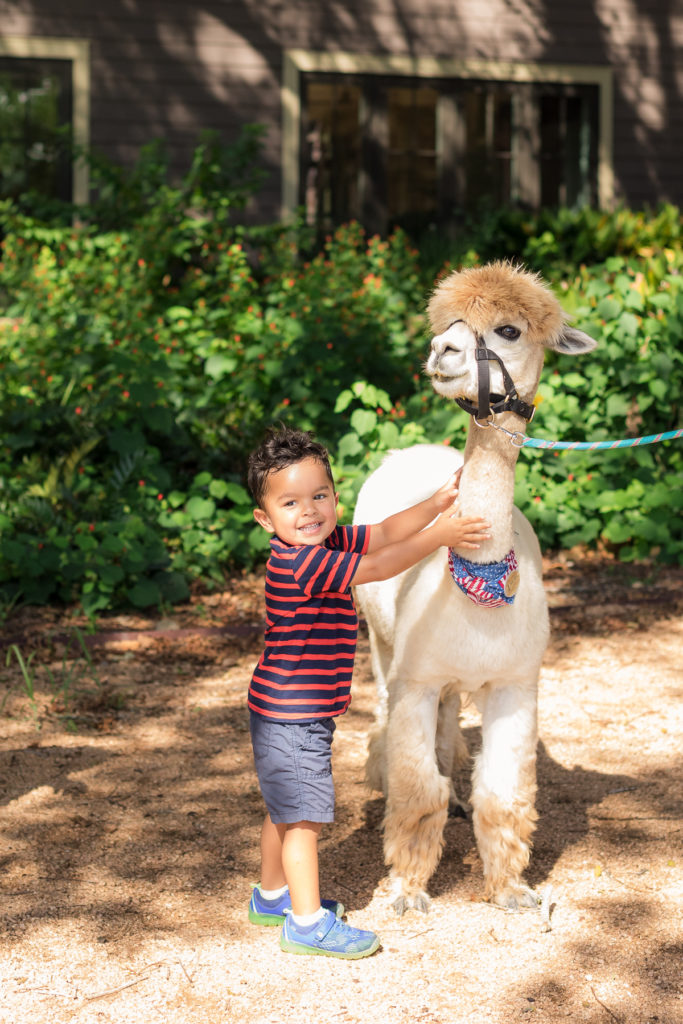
[425,261,597,408]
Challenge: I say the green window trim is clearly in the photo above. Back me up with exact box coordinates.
[0,35,90,204]
[282,50,614,224]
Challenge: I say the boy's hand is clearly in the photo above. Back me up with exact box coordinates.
[432,467,463,514]
[436,511,491,550]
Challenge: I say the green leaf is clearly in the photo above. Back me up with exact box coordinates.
[156,570,189,603]
[100,534,125,554]
[205,354,238,380]
[223,481,250,504]
[602,519,634,543]
[98,564,125,586]
[127,579,162,608]
[561,372,585,389]
[165,306,193,320]
[248,524,272,551]
[81,590,112,615]
[208,478,230,499]
[166,490,187,508]
[167,510,190,527]
[378,421,400,447]
[338,432,363,458]
[605,394,630,418]
[185,496,216,521]
[334,389,354,413]
[618,311,639,337]
[597,296,622,320]
[108,428,147,456]
[350,409,377,436]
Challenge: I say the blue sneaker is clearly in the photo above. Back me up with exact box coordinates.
[248,884,344,926]
[280,908,380,959]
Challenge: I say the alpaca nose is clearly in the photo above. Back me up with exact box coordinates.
[431,320,467,356]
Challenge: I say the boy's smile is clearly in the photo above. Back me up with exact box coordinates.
[253,457,339,547]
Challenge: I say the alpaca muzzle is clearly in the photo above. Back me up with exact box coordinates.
[454,334,536,423]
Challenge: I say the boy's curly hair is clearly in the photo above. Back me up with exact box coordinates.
[247,424,334,508]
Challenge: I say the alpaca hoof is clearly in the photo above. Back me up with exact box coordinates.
[413,891,431,914]
[389,885,431,915]
[492,886,539,912]
[391,894,409,916]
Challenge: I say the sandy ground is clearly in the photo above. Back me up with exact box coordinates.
[0,555,681,1024]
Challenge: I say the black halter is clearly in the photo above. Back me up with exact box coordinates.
[454,333,536,422]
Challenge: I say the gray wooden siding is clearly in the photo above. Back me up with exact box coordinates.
[1,0,681,215]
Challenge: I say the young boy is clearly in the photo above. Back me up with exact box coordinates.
[246,425,490,959]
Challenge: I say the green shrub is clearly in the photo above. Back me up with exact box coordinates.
[416,202,683,283]
[1,148,682,615]
[515,251,683,561]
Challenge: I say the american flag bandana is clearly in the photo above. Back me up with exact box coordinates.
[448,548,520,608]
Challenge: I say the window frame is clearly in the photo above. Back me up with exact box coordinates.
[0,35,90,204]
[282,50,613,222]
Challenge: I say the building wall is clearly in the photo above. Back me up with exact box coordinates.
[1,0,681,217]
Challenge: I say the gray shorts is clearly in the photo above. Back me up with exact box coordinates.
[249,712,336,825]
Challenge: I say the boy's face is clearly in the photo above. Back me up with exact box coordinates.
[253,457,338,547]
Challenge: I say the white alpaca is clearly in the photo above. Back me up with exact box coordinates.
[353,262,597,913]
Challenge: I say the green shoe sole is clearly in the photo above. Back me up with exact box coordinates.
[249,900,345,927]
[280,934,380,959]
[248,909,285,926]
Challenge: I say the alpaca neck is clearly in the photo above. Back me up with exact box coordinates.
[455,414,524,563]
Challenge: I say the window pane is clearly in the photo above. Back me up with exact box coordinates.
[387,86,437,228]
[462,86,512,205]
[299,72,600,231]
[539,86,598,207]
[540,94,563,206]
[304,80,361,229]
[0,58,72,202]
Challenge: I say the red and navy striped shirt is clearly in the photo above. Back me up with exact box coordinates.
[248,524,370,722]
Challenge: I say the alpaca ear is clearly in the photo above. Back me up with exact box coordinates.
[547,326,599,355]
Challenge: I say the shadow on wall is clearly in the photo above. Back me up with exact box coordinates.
[6,0,683,211]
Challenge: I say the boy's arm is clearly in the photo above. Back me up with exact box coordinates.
[365,469,461,553]
[352,510,490,586]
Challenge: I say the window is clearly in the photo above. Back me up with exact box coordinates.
[304,80,361,227]
[0,57,73,202]
[283,53,613,234]
[0,38,90,205]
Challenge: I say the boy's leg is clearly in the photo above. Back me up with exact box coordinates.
[259,815,323,911]
[250,816,344,925]
[281,820,322,917]
[260,814,287,890]
[278,819,380,960]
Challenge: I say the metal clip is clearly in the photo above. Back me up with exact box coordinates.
[474,416,528,449]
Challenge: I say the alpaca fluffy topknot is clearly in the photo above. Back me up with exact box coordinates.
[427,261,567,347]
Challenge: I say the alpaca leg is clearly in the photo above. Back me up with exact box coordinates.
[435,690,470,818]
[364,627,392,795]
[472,682,539,911]
[383,684,450,915]
[365,719,387,795]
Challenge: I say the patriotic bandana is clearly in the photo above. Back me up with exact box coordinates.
[448,548,520,608]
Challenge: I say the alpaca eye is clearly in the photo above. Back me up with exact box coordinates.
[495,325,521,341]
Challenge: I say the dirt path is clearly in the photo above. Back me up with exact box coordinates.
[0,557,681,1024]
